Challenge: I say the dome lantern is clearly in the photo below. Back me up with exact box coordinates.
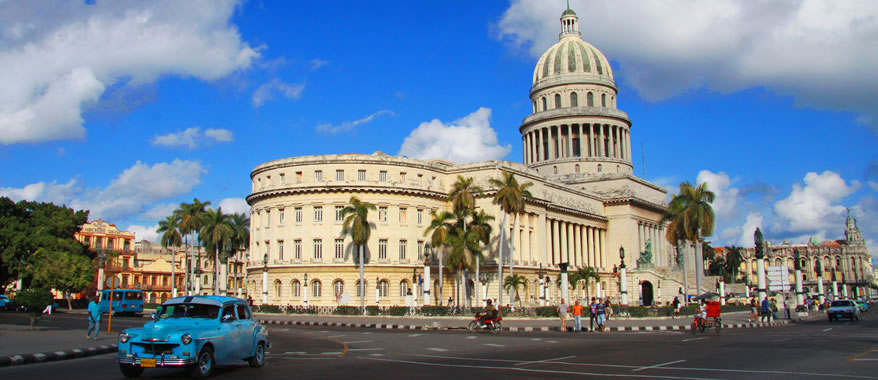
[560,2,580,39]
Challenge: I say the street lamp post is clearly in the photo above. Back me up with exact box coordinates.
[261,253,268,305]
[619,246,628,306]
[423,248,432,305]
[479,272,489,307]
[375,276,381,305]
[411,268,418,306]
[537,264,545,306]
[303,273,308,305]
[559,263,569,304]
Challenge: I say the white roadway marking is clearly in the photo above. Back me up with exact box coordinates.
[364,357,723,380]
[773,338,791,342]
[547,340,559,344]
[362,332,372,335]
[348,348,384,351]
[681,337,708,342]
[320,352,342,355]
[823,328,833,332]
[369,353,385,357]
[530,338,543,341]
[631,360,687,372]
[344,340,373,344]
[411,354,878,379]
[328,335,346,338]
[513,355,576,367]
[484,343,505,347]
[466,336,477,340]
[320,330,329,333]
[426,347,449,352]
[409,334,423,337]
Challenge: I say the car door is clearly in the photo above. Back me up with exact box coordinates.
[217,304,241,363]
[236,304,257,358]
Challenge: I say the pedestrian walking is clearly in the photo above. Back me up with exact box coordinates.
[604,298,613,321]
[771,298,779,320]
[589,297,597,330]
[672,296,681,319]
[558,298,569,332]
[87,297,101,340]
[571,300,584,332]
[760,296,772,322]
[595,298,607,331]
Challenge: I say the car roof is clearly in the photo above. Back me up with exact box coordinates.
[162,296,244,307]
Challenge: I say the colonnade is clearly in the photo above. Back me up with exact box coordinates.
[522,123,631,165]
[546,217,606,271]
[638,221,664,267]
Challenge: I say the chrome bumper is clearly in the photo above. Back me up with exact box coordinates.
[117,355,197,366]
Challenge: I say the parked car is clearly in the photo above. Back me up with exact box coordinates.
[855,300,869,312]
[100,289,144,315]
[0,295,10,311]
[116,296,269,378]
[827,299,859,322]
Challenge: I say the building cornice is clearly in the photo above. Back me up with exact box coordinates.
[520,107,631,131]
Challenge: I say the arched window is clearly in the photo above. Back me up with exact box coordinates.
[542,97,547,111]
[587,92,594,106]
[574,164,580,173]
[357,280,366,297]
[775,258,782,266]
[160,293,168,303]
[616,165,620,172]
[292,280,301,297]
[836,257,841,267]
[400,280,409,296]
[570,92,578,107]
[553,166,558,174]
[597,164,602,172]
[554,94,561,109]
[333,280,344,297]
[274,279,282,297]
[312,280,322,298]
[379,280,389,297]
[601,93,606,107]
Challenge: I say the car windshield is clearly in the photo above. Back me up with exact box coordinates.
[124,292,142,300]
[831,301,851,307]
[156,303,220,319]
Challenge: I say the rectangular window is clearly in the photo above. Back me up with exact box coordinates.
[265,210,270,226]
[314,206,323,222]
[278,241,284,261]
[336,169,344,181]
[335,239,344,260]
[378,239,387,260]
[315,170,323,182]
[335,206,344,222]
[379,207,387,222]
[431,176,436,187]
[399,240,407,260]
[417,173,423,185]
[313,239,322,260]
[296,171,303,182]
[279,209,285,224]
[400,172,406,183]
[294,240,302,261]
[379,170,387,182]
[280,173,285,184]
[417,209,423,225]
[418,241,424,261]
[399,208,407,223]
[358,170,366,181]
[295,207,302,223]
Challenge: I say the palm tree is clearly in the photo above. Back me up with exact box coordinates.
[341,196,376,315]
[200,207,234,295]
[489,170,533,307]
[156,215,183,297]
[666,181,715,295]
[662,198,689,300]
[449,176,483,308]
[424,210,455,304]
[177,198,211,295]
[503,274,527,308]
[571,267,599,301]
[445,228,482,308]
[225,212,250,297]
[724,246,745,283]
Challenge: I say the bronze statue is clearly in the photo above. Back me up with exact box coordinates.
[637,239,653,268]
[754,228,764,259]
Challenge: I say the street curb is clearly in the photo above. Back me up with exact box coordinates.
[0,344,117,367]
[257,319,791,333]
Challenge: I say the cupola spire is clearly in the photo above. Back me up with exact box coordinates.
[560,3,580,39]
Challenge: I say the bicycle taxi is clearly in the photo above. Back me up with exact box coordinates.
[691,294,722,334]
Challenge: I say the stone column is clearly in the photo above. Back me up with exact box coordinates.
[568,222,576,268]
[757,257,767,301]
[596,124,603,157]
[620,264,628,306]
[637,222,643,254]
[423,261,431,306]
[817,275,825,304]
[262,269,268,305]
[534,129,541,163]
[552,219,560,265]
[560,221,568,264]
[566,125,574,158]
[586,124,593,157]
[601,229,607,270]
[795,268,804,306]
[720,280,726,305]
[578,124,586,157]
[513,218,521,266]
[832,280,838,300]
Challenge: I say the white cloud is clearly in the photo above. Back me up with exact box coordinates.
[310,58,329,70]
[696,170,740,219]
[398,107,512,164]
[498,0,878,131]
[152,127,234,149]
[218,197,250,216]
[143,203,178,220]
[869,181,878,192]
[251,79,304,107]
[315,110,395,135]
[0,0,258,144]
[774,171,859,234]
[2,159,206,221]
[127,224,159,243]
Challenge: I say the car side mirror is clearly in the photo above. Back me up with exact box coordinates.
[150,313,156,320]
[222,314,234,323]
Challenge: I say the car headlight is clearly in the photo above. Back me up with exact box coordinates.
[119,332,130,343]
[181,333,192,345]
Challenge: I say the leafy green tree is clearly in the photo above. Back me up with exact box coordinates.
[570,267,600,301]
[32,249,94,310]
[449,176,485,308]
[489,170,533,307]
[724,246,745,283]
[424,210,455,303]
[200,207,234,295]
[445,228,482,307]
[176,198,210,295]
[503,274,527,308]
[341,196,376,314]
[225,212,250,294]
[157,215,183,296]
[15,287,54,328]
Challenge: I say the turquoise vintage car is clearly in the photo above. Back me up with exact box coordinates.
[116,296,269,378]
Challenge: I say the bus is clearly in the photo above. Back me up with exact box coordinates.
[99,289,144,315]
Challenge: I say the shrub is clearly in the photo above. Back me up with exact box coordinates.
[334,306,361,315]
[535,306,558,318]
[420,306,449,316]
[386,306,410,316]
[16,288,54,329]
[365,306,381,315]
[255,304,282,313]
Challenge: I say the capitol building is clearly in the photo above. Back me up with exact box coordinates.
[245,7,691,307]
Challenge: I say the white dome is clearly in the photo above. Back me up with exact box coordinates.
[532,37,614,87]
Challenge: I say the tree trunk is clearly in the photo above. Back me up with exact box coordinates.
[184,236,190,296]
[679,240,689,304]
[695,229,704,295]
[214,247,220,296]
[359,244,365,316]
[66,292,72,311]
[509,213,518,304]
[498,212,506,309]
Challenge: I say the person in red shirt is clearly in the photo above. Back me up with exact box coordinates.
[571,300,585,332]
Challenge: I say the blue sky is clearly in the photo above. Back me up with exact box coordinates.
[1,1,877,260]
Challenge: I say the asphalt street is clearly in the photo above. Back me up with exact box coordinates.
[2,310,877,379]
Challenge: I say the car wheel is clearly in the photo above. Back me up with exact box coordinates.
[249,341,265,368]
[119,364,144,378]
[190,346,215,378]
[828,316,833,322]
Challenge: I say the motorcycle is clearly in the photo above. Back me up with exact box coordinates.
[467,312,502,334]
